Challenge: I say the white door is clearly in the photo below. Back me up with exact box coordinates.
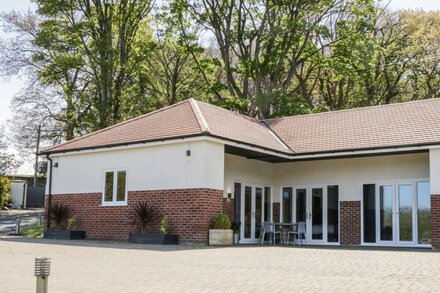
[376,183,417,245]
[293,187,327,244]
[240,185,272,243]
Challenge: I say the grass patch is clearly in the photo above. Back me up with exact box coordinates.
[20,224,44,238]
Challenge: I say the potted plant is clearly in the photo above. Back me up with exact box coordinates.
[209,213,233,246]
[128,201,178,244]
[231,220,241,245]
[44,204,86,239]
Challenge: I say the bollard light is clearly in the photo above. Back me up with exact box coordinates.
[35,257,51,277]
[15,219,21,234]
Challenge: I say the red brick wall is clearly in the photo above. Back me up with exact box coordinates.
[223,198,234,222]
[273,202,280,222]
[432,194,440,249]
[45,188,224,243]
[340,201,361,245]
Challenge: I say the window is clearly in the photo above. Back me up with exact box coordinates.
[103,170,127,205]
[363,184,376,243]
[282,187,293,223]
[327,185,339,243]
[417,182,431,244]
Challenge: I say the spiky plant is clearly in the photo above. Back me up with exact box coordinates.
[129,201,161,232]
[49,204,70,229]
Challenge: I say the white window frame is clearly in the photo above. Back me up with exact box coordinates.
[102,169,128,206]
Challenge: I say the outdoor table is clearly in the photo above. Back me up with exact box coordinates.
[274,223,297,245]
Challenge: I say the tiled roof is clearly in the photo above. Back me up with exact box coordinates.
[265,98,440,154]
[42,98,440,156]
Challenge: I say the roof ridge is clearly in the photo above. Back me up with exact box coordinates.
[260,120,295,154]
[263,98,440,122]
[189,99,210,133]
[195,99,262,122]
[42,99,192,153]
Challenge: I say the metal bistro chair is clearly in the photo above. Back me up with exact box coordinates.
[260,222,281,245]
[287,223,299,246]
[297,222,307,246]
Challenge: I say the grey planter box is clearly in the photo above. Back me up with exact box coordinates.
[44,229,86,240]
[128,232,179,245]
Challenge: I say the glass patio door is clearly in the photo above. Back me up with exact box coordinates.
[376,183,417,245]
[240,185,271,243]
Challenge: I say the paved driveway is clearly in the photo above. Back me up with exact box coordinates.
[0,237,439,292]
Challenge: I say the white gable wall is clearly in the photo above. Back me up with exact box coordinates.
[430,148,440,194]
[48,140,225,195]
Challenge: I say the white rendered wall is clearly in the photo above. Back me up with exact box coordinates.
[274,153,429,202]
[224,154,274,197]
[48,140,224,195]
[430,148,440,194]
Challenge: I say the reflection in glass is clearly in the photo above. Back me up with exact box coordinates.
[116,171,126,201]
[380,185,393,241]
[264,187,271,222]
[417,182,431,244]
[296,189,307,223]
[363,184,376,243]
[244,186,252,238]
[255,188,262,238]
[312,188,323,240]
[234,183,242,223]
[398,185,413,241]
[104,172,114,202]
[282,187,293,223]
[327,186,339,242]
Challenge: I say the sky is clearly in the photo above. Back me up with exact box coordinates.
[0,0,439,173]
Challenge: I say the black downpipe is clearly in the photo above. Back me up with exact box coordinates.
[46,155,53,229]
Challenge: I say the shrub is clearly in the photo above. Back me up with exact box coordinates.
[20,224,43,238]
[211,213,231,229]
[129,201,161,232]
[0,177,11,209]
[160,216,170,234]
[49,204,70,229]
[68,217,77,230]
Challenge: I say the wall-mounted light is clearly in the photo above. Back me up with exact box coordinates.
[186,150,191,156]
[227,193,232,199]
[53,163,59,168]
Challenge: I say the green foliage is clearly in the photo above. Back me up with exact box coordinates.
[67,217,77,230]
[20,224,44,238]
[0,177,11,208]
[49,204,70,229]
[160,216,170,234]
[129,201,161,232]
[211,213,231,230]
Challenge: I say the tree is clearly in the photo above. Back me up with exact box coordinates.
[0,125,20,175]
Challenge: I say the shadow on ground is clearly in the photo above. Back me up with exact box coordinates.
[0,236,435,253]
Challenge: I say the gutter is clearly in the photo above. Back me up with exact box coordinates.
[46,155,53,229]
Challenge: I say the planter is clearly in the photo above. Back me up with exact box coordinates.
[128,232,179,245]
[209,229,233,246]
[44,229,86,240]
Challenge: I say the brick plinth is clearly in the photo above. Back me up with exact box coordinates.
[340,201,361,245]
[432,194,440,249]
[45,188,224,243]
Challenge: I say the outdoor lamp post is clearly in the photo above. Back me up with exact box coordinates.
[35,257,50,293]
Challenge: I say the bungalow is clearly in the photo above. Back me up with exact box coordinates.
[41,98,440,248]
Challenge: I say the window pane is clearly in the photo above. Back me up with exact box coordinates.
[264,187,271,222]
[104,172,114,202]
[234,183,242,223]
[417,182,431,244]
[380,185,393,241]
[311,188,323,240]
[282,187,293,223]
[244,186,252,238]
[116,171,126,201]
[398,184,413,242]
[327,185,339,243]
[296,189,306,223]
[363,184,376,243]
[255,188,262,238]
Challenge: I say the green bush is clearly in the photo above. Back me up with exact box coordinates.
[0,177,11,208]
[211,213,231,229]
[68,217,77,230]
[160,216,170,234]
[20,224,43,238]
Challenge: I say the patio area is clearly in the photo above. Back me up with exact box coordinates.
[0,237,439,292]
